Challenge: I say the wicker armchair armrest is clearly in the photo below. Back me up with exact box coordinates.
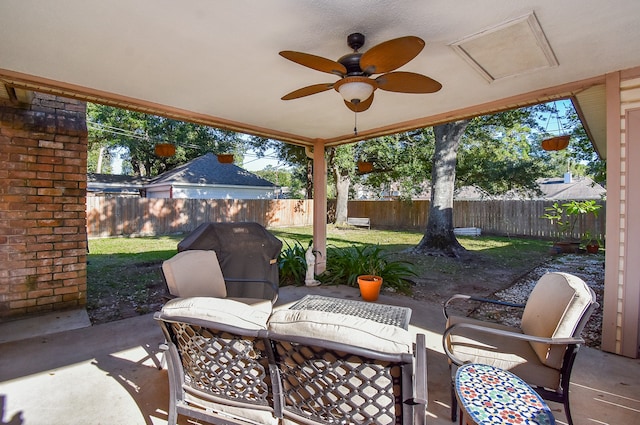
[442,322,584,366]
[443,294,526,319]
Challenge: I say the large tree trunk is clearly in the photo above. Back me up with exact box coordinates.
[413,120,470,257]
[333,165,350,225]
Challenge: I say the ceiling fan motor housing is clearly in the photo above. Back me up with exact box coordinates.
[338,53,365,76]
[339,33,368,76]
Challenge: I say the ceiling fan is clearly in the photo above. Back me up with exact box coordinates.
[279,32,442,113]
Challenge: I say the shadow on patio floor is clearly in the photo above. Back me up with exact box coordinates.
[1,285,638,425]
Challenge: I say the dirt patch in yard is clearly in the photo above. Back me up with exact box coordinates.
[87,261,168,325]
[403,251,605,349]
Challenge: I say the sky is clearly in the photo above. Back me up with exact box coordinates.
[241,150,282,171]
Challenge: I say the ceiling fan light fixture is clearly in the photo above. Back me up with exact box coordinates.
[334,76,376,104]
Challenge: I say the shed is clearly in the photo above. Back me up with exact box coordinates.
[87,173,147,197]
[145,153,279,199]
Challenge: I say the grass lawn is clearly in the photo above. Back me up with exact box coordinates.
[86,226,552,324]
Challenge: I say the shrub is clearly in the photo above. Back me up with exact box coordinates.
[277,240,308,286]
[541,200,601,240]
[318,244,416,294]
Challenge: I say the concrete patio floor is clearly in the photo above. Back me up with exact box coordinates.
[1,284,639,425]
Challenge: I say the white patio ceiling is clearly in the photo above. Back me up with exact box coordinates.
[1,0,639,153]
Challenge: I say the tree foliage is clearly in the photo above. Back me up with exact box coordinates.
[356,105,554,201]
[245,137,312,198]
[457,108,552,196]
[354,129,434,199]
[552,106,606,184]
[87,104,246,176]
[253,165,306,199]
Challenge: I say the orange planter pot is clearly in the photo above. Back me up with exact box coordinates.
[357,275,383,302]
[357,161,374,174]
[585,241,600,254]
[155,143,176,157]
[541,135,570,151]
[217,154,234,163]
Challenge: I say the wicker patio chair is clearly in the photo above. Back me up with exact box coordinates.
[267,309,428,425]
[161,249,278,306]
[155,296,278,425]
[442,272,598,425]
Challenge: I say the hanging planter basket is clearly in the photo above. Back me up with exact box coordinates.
[541,135,570,151]
[357,161,374,174]
[217,154,234,163]
[154,143,176,157]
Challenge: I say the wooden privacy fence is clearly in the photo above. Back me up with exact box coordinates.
[86,197,606,241]
[86,197,314,237]
[347,199,606,241]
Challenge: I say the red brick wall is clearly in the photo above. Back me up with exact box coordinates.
[0,93,87,320]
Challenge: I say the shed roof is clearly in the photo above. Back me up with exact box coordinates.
[148,153,276,188]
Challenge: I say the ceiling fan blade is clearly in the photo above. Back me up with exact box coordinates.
[281,83,334,100]
[376,72,442,93]
[360,36,425,74]
[344,92,374,112]
[279,51,347,76]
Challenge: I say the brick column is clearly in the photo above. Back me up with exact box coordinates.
[0,92,88,320]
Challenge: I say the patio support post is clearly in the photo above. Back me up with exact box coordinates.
[602,71,622,355]
[312,139,327,274]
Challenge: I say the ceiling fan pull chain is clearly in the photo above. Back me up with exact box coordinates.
[354,111,358,136]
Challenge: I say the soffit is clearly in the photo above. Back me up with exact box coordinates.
[1,1,639,147]
[573,85,607,159]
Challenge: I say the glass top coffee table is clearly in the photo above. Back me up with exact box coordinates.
[289,294,411,330]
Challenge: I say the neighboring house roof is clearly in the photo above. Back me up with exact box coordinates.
[463,174,606,200]
[87,173,148,196]
[454,185,492,200]
[147,153,276,188]
[536,174,606,200]
[354,173,606,201]
[88,154,278,197]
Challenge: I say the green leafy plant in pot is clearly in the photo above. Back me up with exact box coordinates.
[318,244,416,301]
[277,240,308,286]
[582,231,602,254]
[542,200,601,254]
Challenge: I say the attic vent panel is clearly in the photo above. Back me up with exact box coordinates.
[451,12,558,82]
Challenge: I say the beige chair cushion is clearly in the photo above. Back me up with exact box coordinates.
[161,296,271,330]
[227,297,273,315]
[162,250,227,298]
[446,315,562,390]
[521,272,593,369]
[268,309,412,354]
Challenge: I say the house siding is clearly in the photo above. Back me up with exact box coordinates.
[147,185,276,200]
[602,70,640,357]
